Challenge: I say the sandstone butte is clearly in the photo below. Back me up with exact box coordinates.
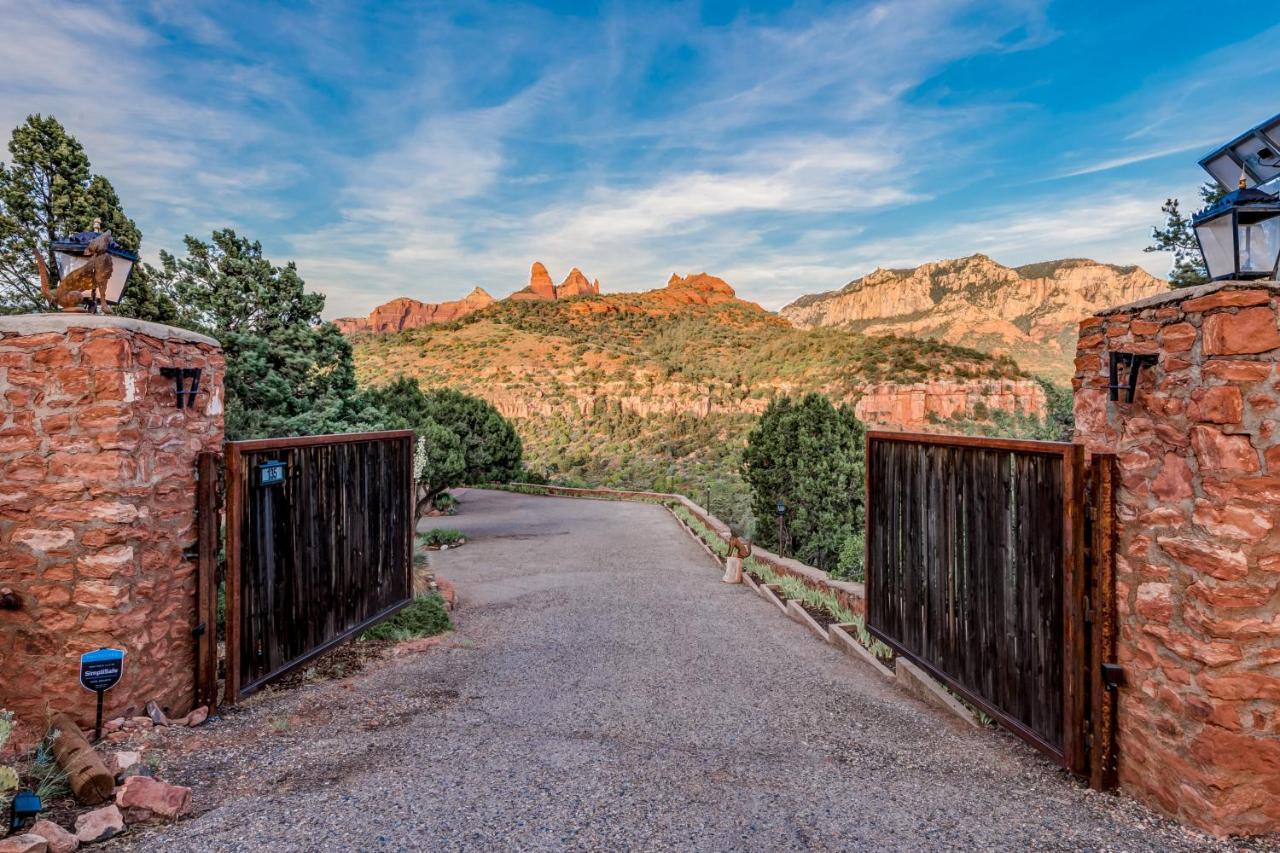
[779,254,1168,381]
[333,287,496,334]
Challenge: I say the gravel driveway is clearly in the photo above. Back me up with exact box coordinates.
[118,488,1251,851]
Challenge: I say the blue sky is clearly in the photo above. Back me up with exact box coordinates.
[2,1,1278,318]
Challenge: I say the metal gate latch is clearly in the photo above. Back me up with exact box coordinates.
[1101,663,1126,691]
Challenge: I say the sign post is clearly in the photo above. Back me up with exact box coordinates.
[79,648,124,742]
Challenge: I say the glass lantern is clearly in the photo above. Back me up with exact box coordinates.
[50,230,139,307]
[1192,186,1280,282]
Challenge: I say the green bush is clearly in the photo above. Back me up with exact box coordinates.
[833,530,865,582]
[360,595,451,642]
[420,528,465,547]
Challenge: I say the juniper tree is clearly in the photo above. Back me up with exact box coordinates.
[152,229,380,438]
[1145,181,1229,288]
[366,377,524,517]
[741,392,866,577]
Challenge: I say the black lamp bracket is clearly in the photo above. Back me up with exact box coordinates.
[1107,352,1157,403]
[159,367,202,409]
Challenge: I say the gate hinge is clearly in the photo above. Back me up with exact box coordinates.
[1101,663,1126,691]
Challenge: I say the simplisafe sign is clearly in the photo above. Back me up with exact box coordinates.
[80,648,124,693]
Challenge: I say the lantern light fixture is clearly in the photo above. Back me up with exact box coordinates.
[50,228,139,309]
[1191,179,1280,282]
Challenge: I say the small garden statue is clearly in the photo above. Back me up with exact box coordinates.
[36,231,115,313]
[722,535,751,584]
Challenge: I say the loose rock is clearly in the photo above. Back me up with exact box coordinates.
[180,706,208,727]
[0,834,47,853]
[74,806,123,844]
[144,702,169,727]
[29,820,78,853]
[107,751,142,776]
[115,776,192,823]
[116,764,154,782]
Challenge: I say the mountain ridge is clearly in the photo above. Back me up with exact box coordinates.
[779,254,1166,380]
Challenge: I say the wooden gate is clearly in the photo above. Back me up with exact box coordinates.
[865,431,1115,783]
[222,430,415,701]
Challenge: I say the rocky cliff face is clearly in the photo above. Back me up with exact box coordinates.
[853,379,1045,427]
[334,287,495,334]
[509,262,602,301]
[780,255,1168,381]
[480,377,1044,430]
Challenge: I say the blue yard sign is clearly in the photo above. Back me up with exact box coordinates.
[79,648,125,741]
[80,648,124,692]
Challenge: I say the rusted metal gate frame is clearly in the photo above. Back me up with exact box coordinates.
[1086,452,1118,790]
[222,430,415,703]
[865,431,1113,783]
[195,452,222,714]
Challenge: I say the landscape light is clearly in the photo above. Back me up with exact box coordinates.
[50,227,138,310]
[8,789,40,834]
[776,499,786,516]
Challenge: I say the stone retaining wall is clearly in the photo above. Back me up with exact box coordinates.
[1073,281,1280,836]
[0,315,223,742]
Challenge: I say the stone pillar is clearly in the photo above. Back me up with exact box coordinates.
[0,315,223,741]
[1073,282,1280,836]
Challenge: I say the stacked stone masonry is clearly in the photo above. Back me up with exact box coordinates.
[1073,282,1280,837]
[0,315,223,743]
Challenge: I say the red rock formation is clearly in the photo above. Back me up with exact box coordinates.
[558,267,599,297]
[529,262,556,299]
[334,287,494,334]
[509,262,603,301]
[661,272,738,305]
[853,379,1045,427]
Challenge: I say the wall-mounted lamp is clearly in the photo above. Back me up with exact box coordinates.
[1108,352,1158,403]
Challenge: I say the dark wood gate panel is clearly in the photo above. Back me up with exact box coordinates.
[224,430,415,701]
[865,431,1093,776]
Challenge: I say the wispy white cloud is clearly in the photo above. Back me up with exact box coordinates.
[0,0,1263,320]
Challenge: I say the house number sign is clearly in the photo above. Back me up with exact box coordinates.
[256,460,287,487]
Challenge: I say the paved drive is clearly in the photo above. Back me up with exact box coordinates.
[123,489,1237,851]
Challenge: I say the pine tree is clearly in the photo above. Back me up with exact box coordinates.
[1145,181,1229,288]
[0,115,156,313]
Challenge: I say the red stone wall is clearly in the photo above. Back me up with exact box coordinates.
[0,315,223,742]
[1073,282,1280,836]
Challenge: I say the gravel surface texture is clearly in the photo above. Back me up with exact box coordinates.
[114,488,1266,851]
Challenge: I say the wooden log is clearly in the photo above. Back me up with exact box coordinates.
[50,713,114,805]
